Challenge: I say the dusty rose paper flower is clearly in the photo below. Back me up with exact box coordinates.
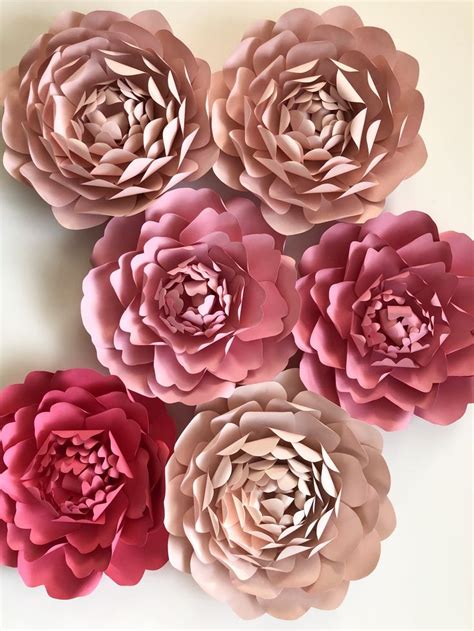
[0,368,175,598]
[81,187,299,405]
[165,369,395,620]
[295,211,474,430]
[1,10,216,229]
[211,6,426,234]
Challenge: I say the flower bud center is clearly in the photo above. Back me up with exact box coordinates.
[363,289,432,356]
[25,430,122,520]
[158,258,231,336]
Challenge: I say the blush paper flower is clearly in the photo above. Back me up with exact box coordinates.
[295,211,474,429]
[1,10,216,229]
[211,6,426,234]
[81,188,299,405]
[165,369,395,620]
[0,369,175,598]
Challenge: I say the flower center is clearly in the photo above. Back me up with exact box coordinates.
[158,258,232,337]
[282,77,352,148]
[25,431,122,519]
[362,289,433,357]
[75,74,174,158]
[214,436,340,562]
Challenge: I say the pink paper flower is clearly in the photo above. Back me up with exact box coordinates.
[165,369,395,620]
[0,369,175,598]
[295,211,474,430]
[211,6,426,234]
[1,10,216,229]
[81,188,300,405]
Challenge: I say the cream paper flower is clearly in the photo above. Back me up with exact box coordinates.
[165,369,395,620]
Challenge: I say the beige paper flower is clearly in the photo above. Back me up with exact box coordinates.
[211,6,426,234]
[165,369,395,620]
[1,10,216,229]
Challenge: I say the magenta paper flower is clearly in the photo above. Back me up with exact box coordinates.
[0,369,175,599]
[211,6,426,234]
[81,188,300,405]
[1,10,216,229]
[295,211,474,430]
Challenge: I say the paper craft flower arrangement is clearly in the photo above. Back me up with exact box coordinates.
[0,4,472,622]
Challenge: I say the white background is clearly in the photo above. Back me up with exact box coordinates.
[0,1,472,629]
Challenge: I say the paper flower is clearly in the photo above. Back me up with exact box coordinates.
[211,6,426,234]
[295,211,474,429]
[165,369,395,620]
[0,368,174,598]
[82,188,299,405]
[1,10,216,229]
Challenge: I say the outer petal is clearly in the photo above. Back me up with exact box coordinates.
[106,524,168,585]
[18,546,102,599]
